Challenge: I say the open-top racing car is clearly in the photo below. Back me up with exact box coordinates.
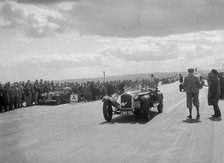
[102,83,163,122]
[38,87,72,105]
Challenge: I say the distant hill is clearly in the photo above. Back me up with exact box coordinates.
[55,70,210,83]
[55,72,176,83]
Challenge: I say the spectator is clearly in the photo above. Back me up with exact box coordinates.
[207,69,221,118]
[183,68,201,119]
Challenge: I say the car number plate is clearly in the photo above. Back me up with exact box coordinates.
[121,111,133,115]
[133,101,140,108]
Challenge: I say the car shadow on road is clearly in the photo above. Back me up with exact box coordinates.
[99,111,160,125]
[182,118,201,124]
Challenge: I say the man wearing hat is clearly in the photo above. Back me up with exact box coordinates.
[207,69,221,118]
[183,68,201,119]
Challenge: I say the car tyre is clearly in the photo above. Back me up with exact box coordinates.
[103,101,113,122]
[157,100,163,113]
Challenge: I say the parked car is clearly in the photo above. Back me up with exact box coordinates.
[195,74,205,88]
[38,87,72,105]
[102,84,163,122]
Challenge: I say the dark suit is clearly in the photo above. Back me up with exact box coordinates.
[183,73,200,109]
[207,72,221,116]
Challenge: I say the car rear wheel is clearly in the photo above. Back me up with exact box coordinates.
[56,97,61,105]
[157,100,163,113]
[103,101,113,122]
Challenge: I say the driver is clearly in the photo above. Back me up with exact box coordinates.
[149,74,157,89]
[148,74,158,102]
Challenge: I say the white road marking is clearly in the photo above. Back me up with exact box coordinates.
[166,98,186,112]
[167,93,205,112]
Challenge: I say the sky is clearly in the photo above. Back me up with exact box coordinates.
[0,0,224,82]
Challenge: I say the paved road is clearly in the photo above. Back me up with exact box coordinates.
[0,82,224,163]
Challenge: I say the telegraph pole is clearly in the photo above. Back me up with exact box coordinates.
[103,71,105,83]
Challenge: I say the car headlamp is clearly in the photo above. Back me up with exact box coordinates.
[133,93,139,100]
[111,93,119,101]
[142,94,149,100]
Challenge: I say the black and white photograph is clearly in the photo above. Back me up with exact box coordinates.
[0,0,224,162]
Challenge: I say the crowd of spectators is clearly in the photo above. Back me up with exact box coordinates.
[0,75,178,112]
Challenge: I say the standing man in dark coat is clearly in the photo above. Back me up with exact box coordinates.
[0,83,4,112]
[13,83,19,109]
[8,83,16,110]
[20,81,25,107]
[207,69,221,118]
[179,73,183,83]
[33,80,39,105]
[84,83,92,102]
[16,83,22,108]
[183,68,201,119]
[24,81,32,107]
[218,73,224,100]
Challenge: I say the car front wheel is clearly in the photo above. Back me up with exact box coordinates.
[157,100,163,113]
[103,101,113,122]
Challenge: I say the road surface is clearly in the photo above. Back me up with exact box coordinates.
[0,82,224,163]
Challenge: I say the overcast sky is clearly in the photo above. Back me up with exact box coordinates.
[0,0,224,82]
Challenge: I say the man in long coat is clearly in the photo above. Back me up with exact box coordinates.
[219,73,224,100]
[24,82,32,107]
[8,83,16,110]
[0,84,4,112]
[84,83,92,102]
[33,80,39,105]
[207,69,221,117]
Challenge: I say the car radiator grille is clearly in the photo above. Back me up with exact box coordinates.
[120,94,132,109]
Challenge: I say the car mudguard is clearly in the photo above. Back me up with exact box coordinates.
[102,96,111,103]
[102,96,119,108]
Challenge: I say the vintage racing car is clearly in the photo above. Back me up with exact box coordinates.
[195,74,205,88]
[38,87,72,105]
[102,84,163,122]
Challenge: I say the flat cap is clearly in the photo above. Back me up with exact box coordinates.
[211,69,218,75]
[188,68,194,73]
